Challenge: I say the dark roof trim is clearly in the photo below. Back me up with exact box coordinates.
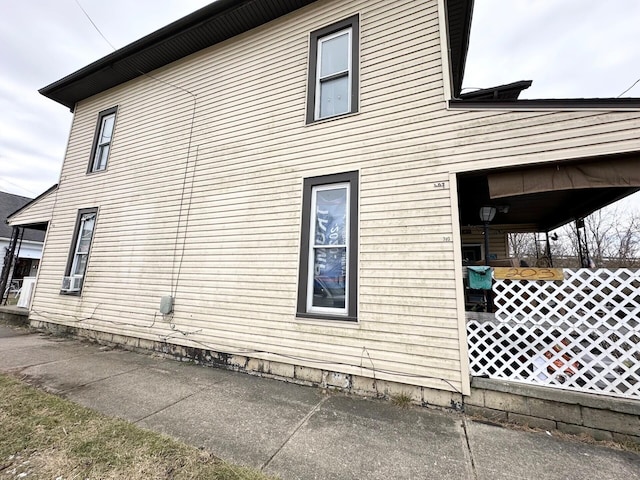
[7,184,58,221]
[449,98,640,110]
[39,0,318,110]
[446,0,474,98]
[459,80,532,100]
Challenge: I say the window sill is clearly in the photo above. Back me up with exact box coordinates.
[305,110,359,126]
[296,312,358,323]
[59,290,82,296]
[86,168,108,175]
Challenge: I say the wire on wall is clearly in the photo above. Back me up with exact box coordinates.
[29,306,462,395]
[66,2,464,398]
[74,0,200,300]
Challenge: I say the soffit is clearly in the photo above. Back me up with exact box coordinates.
[39,0,319,110]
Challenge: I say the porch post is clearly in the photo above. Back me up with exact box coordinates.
[0,226,20,305]
[483,222,490,266]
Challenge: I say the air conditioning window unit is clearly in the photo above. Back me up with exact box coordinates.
[61,276,83,292]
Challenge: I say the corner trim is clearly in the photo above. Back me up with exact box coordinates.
[437,0,453,102]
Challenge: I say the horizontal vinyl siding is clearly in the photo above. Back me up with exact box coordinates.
[8,188,58,226]
[30,0,640,395]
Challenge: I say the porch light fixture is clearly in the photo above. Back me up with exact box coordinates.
[479,206,497,223]
[479,206,497,266]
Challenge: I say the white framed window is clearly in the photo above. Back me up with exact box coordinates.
[315,28,352,120]
[306,15,359,123]
[297,172,358,320]
[307,182,350,315]
[89,107,117,173]
[62,208,97,294]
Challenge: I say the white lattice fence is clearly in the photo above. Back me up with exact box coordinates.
[467,268,640,399]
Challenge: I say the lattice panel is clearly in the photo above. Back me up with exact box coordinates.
[467,269,640,399]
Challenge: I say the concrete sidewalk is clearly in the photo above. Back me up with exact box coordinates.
[1,323,638,480]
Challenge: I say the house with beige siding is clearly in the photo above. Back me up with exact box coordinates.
[6,0,640,420]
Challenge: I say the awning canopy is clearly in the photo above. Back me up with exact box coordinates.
[488,156,640,198]
[457,153,640,232]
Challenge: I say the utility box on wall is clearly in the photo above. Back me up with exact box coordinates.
[160,296,174,314]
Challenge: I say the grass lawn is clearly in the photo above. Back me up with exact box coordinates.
[0,374,277,479]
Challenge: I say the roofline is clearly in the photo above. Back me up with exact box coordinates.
[40,0,239,95]
[449,98,640,110]
[7,184,58,221]
[458,80,532,100]
[455,0,473,97]
[446,0,474,98]
[39,0,318,110]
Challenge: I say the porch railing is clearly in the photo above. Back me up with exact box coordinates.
[467,268,640,400]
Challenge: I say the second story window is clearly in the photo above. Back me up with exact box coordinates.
[306,15,359,123]
[88,106,117,173]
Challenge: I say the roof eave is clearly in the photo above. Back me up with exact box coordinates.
[449,98,640,110]
[39,0,318,110]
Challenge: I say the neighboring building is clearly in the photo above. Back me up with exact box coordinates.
[0,191,45,287]
[6,0,640,406]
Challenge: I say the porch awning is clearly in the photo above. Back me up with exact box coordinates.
[457,153,640,232]
[488,157,640,199]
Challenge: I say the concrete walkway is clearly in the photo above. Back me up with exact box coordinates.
[1,323,638,480]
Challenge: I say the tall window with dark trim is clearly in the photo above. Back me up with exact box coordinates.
[88,107,117,173]
[61,208,98,294]
[306,15,359,123]
[297,171,358,321]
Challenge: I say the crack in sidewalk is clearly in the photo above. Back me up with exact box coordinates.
[260,395,330,472]
[7,352,98,375]
[462,417,479,480]
[132,386,213,424]
[54,365,148,394]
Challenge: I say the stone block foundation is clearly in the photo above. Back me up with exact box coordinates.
[29,320,462,410]
[467,377,640,445]
[27,320,639,445]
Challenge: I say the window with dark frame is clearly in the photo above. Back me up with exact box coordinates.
[61,208,98,295]
[88,107,117,173]
[297,171,358,321]
[306,15,359,123]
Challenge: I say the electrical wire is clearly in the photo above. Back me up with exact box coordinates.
[29,307,463,395]
[618,77,640,98]
[73,0,199,298]
[64,2,463,397]
[73,0,117,51]
[0,178,40,196]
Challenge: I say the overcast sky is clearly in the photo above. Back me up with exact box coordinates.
[1,0,639,205]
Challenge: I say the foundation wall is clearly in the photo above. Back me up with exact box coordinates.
[467,377,640,445]
[30,319,639,445]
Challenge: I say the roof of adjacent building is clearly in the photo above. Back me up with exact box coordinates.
[459,80,533,100]
[0,191,46,242]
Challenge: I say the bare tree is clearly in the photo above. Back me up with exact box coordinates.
[507,232,536,259]
[561,207,640,268]
[508,232,568,266]
[507,207,639,268]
